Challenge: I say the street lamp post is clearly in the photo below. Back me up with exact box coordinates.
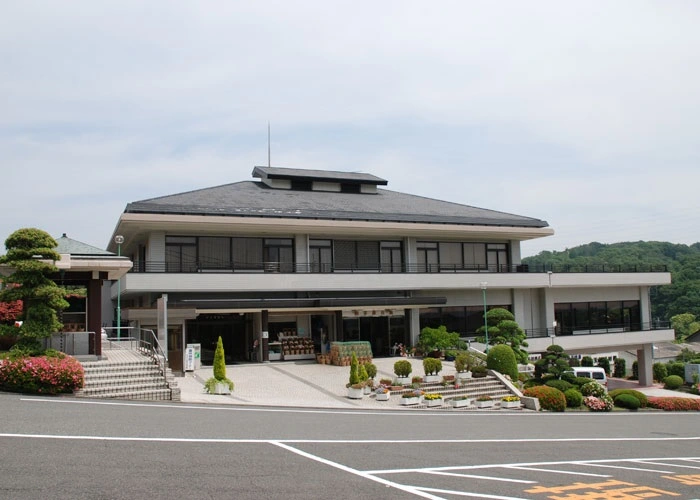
[480,282,489,353]
[114,235,124,341]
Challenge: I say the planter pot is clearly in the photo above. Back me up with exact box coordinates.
[450,398,471,408]
[363,385,372,395]
[445,355,455,361]
[456,371,472,381]
[500,400,521,409]
[376,392,390,401]
[347,387,364,399]
[424,375,441,384]
[213,382,231,395]
[395,376,411,386]
[475,400,495,409]
[425,398,443,407]
[401,396,420,406]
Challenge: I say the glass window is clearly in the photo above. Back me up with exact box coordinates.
[232,238,263,270]
[463,243,487,270]
[199,237,231,269]
[439,242,462,270]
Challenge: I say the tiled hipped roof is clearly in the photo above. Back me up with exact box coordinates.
[125,170,549,228]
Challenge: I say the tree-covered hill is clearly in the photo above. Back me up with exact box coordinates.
[523,241,700,321]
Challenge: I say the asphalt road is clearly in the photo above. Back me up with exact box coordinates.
[1,393,699,499]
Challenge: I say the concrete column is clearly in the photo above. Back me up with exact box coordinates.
[637,344,653,386]
[87,277,103,356]
[408,308,420,347]
[639,286,651,325]
[261,310,269,362]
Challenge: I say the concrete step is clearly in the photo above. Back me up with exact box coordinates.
[83,368,164,379]
[75,388,173,401]
[77,381,170,396]
[83,376,171,388]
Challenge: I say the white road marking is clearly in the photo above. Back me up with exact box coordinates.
[633,459,700,470]
[417,470,536,484]
[413,486,529,499]
[577,462,674,473]
[505,465,610,477]
[271,441,445,500]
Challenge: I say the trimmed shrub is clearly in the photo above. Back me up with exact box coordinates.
[663,374,684,390]
[522,385,566,412]
[564,388,583,408]
[613,358,626,378]
[0,355,84,394]
[486,344,518,379]
[608,389,648,408]
[545,379,573,392]
[455,352,475,373]
[423,357,442,375]
[471,365,488,377]
[581,381,607,398]
[363,362,377,380]
[572,376,594,388]
[653,362,668,382]
[648,397,700,411]
[523,379,541,390]
[358,363,369,382]
[213,336,227,381]
[568,357,580,367]
[581,356,594,367]
[583,394,614,412]
[667,362,685,378]
[349,352,360,385]
[631,360,638,380]
[597,357,611,375]
[393,359,412,378]
[614,393,641,410]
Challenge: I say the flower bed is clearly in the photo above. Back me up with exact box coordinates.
[647,397,700,411]
[0,355,84,394]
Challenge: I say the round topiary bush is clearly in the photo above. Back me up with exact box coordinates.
[608,389,648,408]
[393,359,412,378]
[667,362,685,378]
[614,393,641,410]
[363,362,376,380]
[663,374,684,390]
[564,388,583,408]
[486,344,518,380]
[581,356,594,367]
[422,357,442,375]
[545,379,573,393]
[573,376,593,388]
[522,385,566,412]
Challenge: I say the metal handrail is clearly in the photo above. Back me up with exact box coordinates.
[128,260,668,274]
[103,327,167,375]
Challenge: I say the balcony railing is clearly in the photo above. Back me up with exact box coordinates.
[524,320,671,339]
[129,260,668,274]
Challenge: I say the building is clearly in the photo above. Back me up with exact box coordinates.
[105,167,672,384]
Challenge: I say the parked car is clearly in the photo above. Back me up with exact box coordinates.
[566,367,608,389]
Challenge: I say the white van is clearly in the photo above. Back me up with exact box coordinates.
[568,367,608,389]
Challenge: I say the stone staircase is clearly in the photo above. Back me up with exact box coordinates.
[76,350,180,401]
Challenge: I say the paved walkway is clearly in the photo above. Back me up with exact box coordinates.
[175,358,700,409]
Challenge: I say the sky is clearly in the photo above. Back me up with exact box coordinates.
[2,1,699,257]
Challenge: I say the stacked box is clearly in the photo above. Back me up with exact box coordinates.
[329,341,373,366]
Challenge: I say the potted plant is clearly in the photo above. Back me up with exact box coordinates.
[455,352,473,381]
[346,352,364,399]
[423,357,442,383]
[204,336,234,395]
[423,392,444,407]
[444,350,457,361]
[449,395,471,408]
[500,395,521,409]
[471,365,488,378]
[374,386,390,401]
[359,363,372,394]
[401,389,423,406]
[475,395,494,408]
[412,375,424,384]
[394,359,412,385]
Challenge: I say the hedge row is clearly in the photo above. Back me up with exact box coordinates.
[0,355,84,394]
[647,397,700,411]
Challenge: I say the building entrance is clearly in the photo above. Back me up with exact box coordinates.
[186,314,247,365]
[341,314,406,357]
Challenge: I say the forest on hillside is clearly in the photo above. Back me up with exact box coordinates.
[522,241,700,322]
